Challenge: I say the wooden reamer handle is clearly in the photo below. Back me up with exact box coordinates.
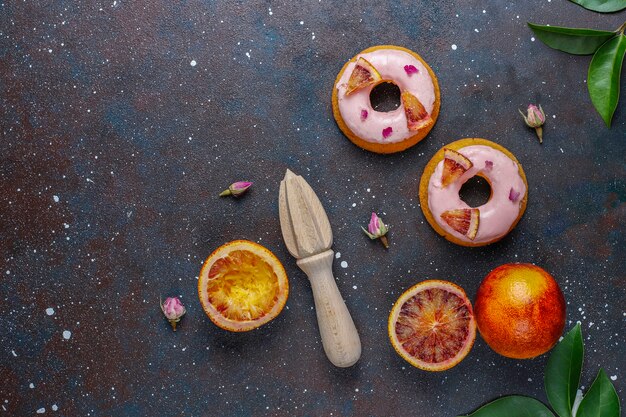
[297,249,361,367]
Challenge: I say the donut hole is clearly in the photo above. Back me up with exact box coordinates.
[370,82,401,112]
[459,176,492,208]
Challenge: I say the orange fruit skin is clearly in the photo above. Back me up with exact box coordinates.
[474,263,566,359]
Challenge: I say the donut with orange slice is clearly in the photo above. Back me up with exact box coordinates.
[332,45,440,153]
[419,138,528,246]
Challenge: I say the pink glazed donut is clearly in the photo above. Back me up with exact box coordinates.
[332,45,440,154]
[419,138,528,247]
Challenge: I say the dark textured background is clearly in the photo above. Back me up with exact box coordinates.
[1,1,624,416]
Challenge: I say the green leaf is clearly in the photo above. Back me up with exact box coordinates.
[544,324,584,417]
[588,34,626,127]
[458,396,556,417]
[568,0,626,13]
[528,23,616,55]
[576,369,621,417]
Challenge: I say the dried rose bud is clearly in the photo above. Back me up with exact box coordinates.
[509,188,521,203]
[361,212,389,249]
[161,297,186,331]
[519,104,545,143]
[219,181,253,197]
[404,64,419,76]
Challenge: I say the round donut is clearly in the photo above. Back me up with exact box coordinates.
[419,138,528,247]
[332,45,440,154]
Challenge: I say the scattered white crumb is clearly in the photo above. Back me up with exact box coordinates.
[29,383,34,389]
[36,408,45,414]
[611,375,617,381]
[11,350,17,357]
[451,44,457,50]
[46,308,55,316]
[190,60,196,67]
[531,37,535,42]
[51,405,58,411]
[352,285,357,289]
[340,261,348,268]
[62,330,71,340]
[53,195,59,203]
[335,252,341,259]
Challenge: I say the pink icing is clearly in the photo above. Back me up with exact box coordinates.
[335,49,436,144]
[427,145,526,244]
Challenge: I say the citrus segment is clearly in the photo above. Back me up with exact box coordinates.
[401,91,433,131]
[345,57,382,95]
[441,208,479,240]
[198,240,289,332]
[442,148,473,187]
[389,280,476,371]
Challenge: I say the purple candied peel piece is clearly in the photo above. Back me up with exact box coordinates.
[404,65,419,76]
[484,160,493,172]
[382,127,393,139]
[360,109,368,121]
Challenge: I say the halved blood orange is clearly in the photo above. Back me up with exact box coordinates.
[198,240,289,332]
[388,280,476,371]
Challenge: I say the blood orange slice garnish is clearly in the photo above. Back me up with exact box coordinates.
[401,91,433,131]
[198,240,289,332]
[345,57,382,95]
[441,208,480,240]
[388,280,476,371]
[442,148,473,187]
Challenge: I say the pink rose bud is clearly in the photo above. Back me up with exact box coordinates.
[361,212,389,249]
[161,297,186,331]
[219,181,253,197]
[519,104,545,143]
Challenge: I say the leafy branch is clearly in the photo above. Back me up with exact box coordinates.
[458,324,621,417]
[528,0,626,127]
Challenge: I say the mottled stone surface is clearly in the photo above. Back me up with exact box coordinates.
[0,1,624,416]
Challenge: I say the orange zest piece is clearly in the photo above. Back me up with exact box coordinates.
[442,148,473,187]
[401,91,433,131]
[441,208,479,240]
[345,57,382,95]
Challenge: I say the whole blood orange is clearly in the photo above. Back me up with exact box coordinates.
[474,263,566,359]
[198,240,289,332]
[388,280,476,371]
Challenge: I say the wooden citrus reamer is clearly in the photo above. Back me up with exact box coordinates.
[279,169,362,367]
